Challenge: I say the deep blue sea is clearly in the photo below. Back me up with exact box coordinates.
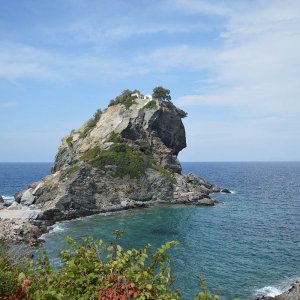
[1,162,300,299]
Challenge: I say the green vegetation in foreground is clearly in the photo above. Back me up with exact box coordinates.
[80,109,102,139]
[0,233,219,300]
[144,100,157,110]
[0,240,27,296]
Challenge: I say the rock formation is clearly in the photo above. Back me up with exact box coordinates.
[0,195,4,209]
[10,91,221,225]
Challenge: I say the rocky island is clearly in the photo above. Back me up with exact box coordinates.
[0,88,222,243]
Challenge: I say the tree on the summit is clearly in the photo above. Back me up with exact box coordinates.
[152,86,171,102]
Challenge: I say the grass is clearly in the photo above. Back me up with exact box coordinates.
[152,163,176,184]
[107,131,120,143]
[64,165,79,175]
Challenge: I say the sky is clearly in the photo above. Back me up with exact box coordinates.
[0,0,299,162]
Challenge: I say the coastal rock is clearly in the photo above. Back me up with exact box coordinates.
[221,188,231,193]
[196,198,215,206]
[258,279,300,300]
[0,195,4,203]
[20,188,35,205]
[13,91,223,226]
[14,189,26,203]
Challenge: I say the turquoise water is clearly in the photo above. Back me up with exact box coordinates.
[1,162,300,299]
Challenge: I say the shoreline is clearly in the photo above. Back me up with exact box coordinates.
[2,194,299,300]
[0,195,220,245]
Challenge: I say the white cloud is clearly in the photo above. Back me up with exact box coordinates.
[0,42,139,81]
[135,45,216,72]
[62,20,204,45]
[172,0,300,117]
[1,0,299,118]
[164,0,233,17]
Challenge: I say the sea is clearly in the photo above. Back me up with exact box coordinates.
[1,162,300,299]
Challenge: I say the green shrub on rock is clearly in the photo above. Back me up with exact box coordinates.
[108,89,139,109]
[144,100,157,110]
[80,109,102,139]
[66,136,73,147]
[80,145,151,179]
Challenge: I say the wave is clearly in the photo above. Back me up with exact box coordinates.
[1,195,14,202]
[50,224,65,233]
[254,276,298,298]
[255,286,283,297]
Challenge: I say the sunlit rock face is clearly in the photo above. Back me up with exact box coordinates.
[14,95,219,222]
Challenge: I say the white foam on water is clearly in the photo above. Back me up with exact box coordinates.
[230,190,237,194]
[1,195,14,202]
[40,223,66,240]
[255,286,283,297]
[254,276,298,298]
[50,224,65,233]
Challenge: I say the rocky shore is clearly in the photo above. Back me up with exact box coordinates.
[1,90,226,243]
[258,279,300,300]
[0,171,221,243]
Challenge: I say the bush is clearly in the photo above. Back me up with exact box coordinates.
[80,143,178,183]
[0,240,28,297]
[108,90,139,109]
[66,136,73,147]
[80,145,152,179]
[1,234,219,300]
[144,100,157,110]
[30,234,219,300]
[124,96,137,109]
[80,109,102,139]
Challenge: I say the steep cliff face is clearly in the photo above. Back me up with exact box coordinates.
[13,95,220,222]
[52,99,185,174]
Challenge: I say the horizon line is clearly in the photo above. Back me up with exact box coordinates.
[0,161,300,163]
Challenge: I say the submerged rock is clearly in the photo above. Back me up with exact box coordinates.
[12,90,222,225]
[221,188,231,193]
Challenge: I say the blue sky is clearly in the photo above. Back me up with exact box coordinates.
[0,0,299,162]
